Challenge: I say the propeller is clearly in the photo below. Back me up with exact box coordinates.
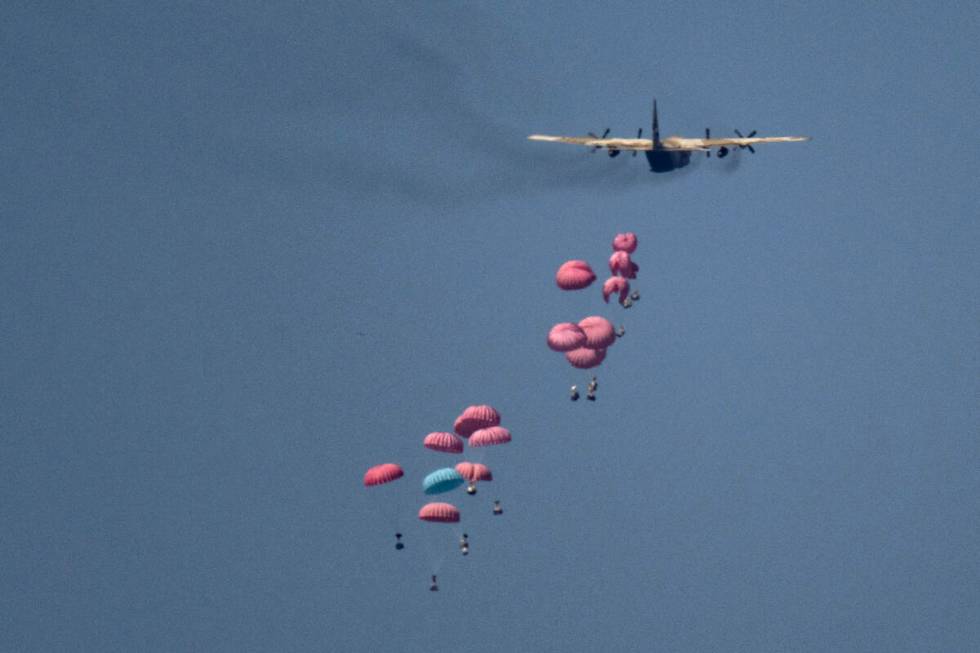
[705,128,711,158]
[587,128,610,153]
[632,127,642,157]
[734,129,757,153]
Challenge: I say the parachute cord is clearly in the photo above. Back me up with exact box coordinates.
[420,524,451,574]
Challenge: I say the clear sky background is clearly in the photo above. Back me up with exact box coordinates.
[2,1,978,651]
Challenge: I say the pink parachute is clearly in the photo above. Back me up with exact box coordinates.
[608,251,637,279]
[578,315,616,349]
[418,502,460,523]
[547,322,587,352]
[602,277,630,304]
[612,232,638,253]
[565,346,607,369]
[469,426,512,447]
[363,463,404,487]
[555,260,596,290]
[453,404,501,438]
[423,431,463,454]
[455,461,493,482]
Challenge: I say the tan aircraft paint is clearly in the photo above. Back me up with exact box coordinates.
[528,134,809,152]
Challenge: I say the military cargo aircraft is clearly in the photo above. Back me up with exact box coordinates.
[529,99,809,173]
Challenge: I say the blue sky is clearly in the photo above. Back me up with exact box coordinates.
[2,2,978,651]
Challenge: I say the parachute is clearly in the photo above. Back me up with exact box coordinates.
[547,322,587,352]
[608,251,629,276]
[423,431,463,454]
[469,426,512,447]
[453,404,501,438]
[455,462,493,482]
[422,467,465,495]
[602,277,630,304]
[555,260,596,290]
[608,251,637,279]
[612,232,637,253]
[565,346,607,369]
[363,463,404,487]
[577,316,616,349]
[418,502,460,523]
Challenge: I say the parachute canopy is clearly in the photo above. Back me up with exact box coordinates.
[455,461,493,482]
[608,251,637,279]
[612,232,637,253]
[454,404,501,438]
[602,277,630,304]
[547,322,587,352]
[419,502,460,523]
[555,260,596,290]
[469,426,512,448]
[423,467,465,495]
[423,431,463,454]
[565,346,607,369]
[578,315,616,349]
[363,463,404,487]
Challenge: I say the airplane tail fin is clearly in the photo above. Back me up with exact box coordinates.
[652,99,661,149]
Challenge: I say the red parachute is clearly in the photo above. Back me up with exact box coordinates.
[469,426,512,447]
[608,251,637,279]
[423,431,463,454]
[565,346,607,369]
[455,461,493,482]
[363,463,404,487]
[547,322,587,352]
[454,404,501,438]
[602,277,630,304]
[419,502,460,523]
[555,260,596,290]
[612,232,638,253]
[578,315,616,349]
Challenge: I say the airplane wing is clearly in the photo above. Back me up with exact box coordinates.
[698,136,810,148]
[528,135,653,151]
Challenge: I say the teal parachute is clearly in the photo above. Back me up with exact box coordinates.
[422,468,464,495]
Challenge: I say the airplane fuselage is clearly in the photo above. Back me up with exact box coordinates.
[645,149,691,173]
[645,100,691,173]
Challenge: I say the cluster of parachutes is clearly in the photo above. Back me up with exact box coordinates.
[359,233,647,589]
[547,316,616,369]
[553,231,639,306]
[605,232,639,305]
[420,405,508,520]
[548,232,640,372]
[363,403,509,544]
